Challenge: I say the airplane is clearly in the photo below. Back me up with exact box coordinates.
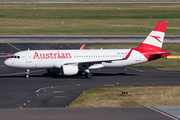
[4,21,170,78]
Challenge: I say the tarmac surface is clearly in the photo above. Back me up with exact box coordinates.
[0,42,180,120]
[0,35,180,43]
[0,107,176,120]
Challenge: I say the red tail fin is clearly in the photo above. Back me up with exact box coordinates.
[134,22,170,61]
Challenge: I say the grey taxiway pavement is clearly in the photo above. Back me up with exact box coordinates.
[0,41,180,120]
[0,35,180,43]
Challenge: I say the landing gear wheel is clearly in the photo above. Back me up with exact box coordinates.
[25,74,29,78]
[86,73,92,78]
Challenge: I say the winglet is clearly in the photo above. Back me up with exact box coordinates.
[80,44,86,50]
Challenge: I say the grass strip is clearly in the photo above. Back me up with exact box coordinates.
[0,3,180,35]
[69,85,180,107]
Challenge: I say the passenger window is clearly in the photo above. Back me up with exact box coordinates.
[18,56,20,59]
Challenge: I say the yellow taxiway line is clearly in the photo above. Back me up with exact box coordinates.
[0,69,46,76]
[6,42,21,51]
[0,65,5,67]
[167,56,180,59]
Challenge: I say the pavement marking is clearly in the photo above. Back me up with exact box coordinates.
[92,71,117,74]
[55,96,67,98]
[0,69,45,76]
[155,107,180,119]
[35,86,60,93]
[104,84,115,87]
[148,107,179,120]
[126,67,144,72]
[53,91,64,93]
[35,87,51,93]
[167,56,180,59]
[92,71,133,75]
[6,42,21,51]
[0,53,13,54]
[0,65,5,67]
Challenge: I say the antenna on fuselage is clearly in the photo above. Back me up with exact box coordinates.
[28,48,30,51]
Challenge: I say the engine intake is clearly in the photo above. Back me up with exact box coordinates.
[61,65,79,75]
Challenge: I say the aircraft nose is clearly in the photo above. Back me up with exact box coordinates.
[4,59,11,67]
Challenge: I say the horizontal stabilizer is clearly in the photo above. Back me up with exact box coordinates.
[80,44,86,50]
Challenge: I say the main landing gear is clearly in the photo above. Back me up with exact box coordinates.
[85,70,92,78]
[86,72,92,78]
[25,69,30,78]
[76,70,92,78]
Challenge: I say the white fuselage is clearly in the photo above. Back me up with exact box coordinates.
[4,49,147,69]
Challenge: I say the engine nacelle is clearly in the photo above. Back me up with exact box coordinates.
[61,65,79,75]
[47,68,61,74]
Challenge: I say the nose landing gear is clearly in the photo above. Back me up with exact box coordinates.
[25,69,30,78]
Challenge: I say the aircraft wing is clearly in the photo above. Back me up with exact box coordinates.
[63,57,125,69]
[65,50,133,69]
[54,49,133,69]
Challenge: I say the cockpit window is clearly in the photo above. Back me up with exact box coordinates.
[10,56,20,59]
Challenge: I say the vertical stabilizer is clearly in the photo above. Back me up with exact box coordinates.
[134,22,170,61]
[142,21,167,49]
[135,21,167,52]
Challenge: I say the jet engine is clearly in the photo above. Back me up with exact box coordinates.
[61,65,79,75]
